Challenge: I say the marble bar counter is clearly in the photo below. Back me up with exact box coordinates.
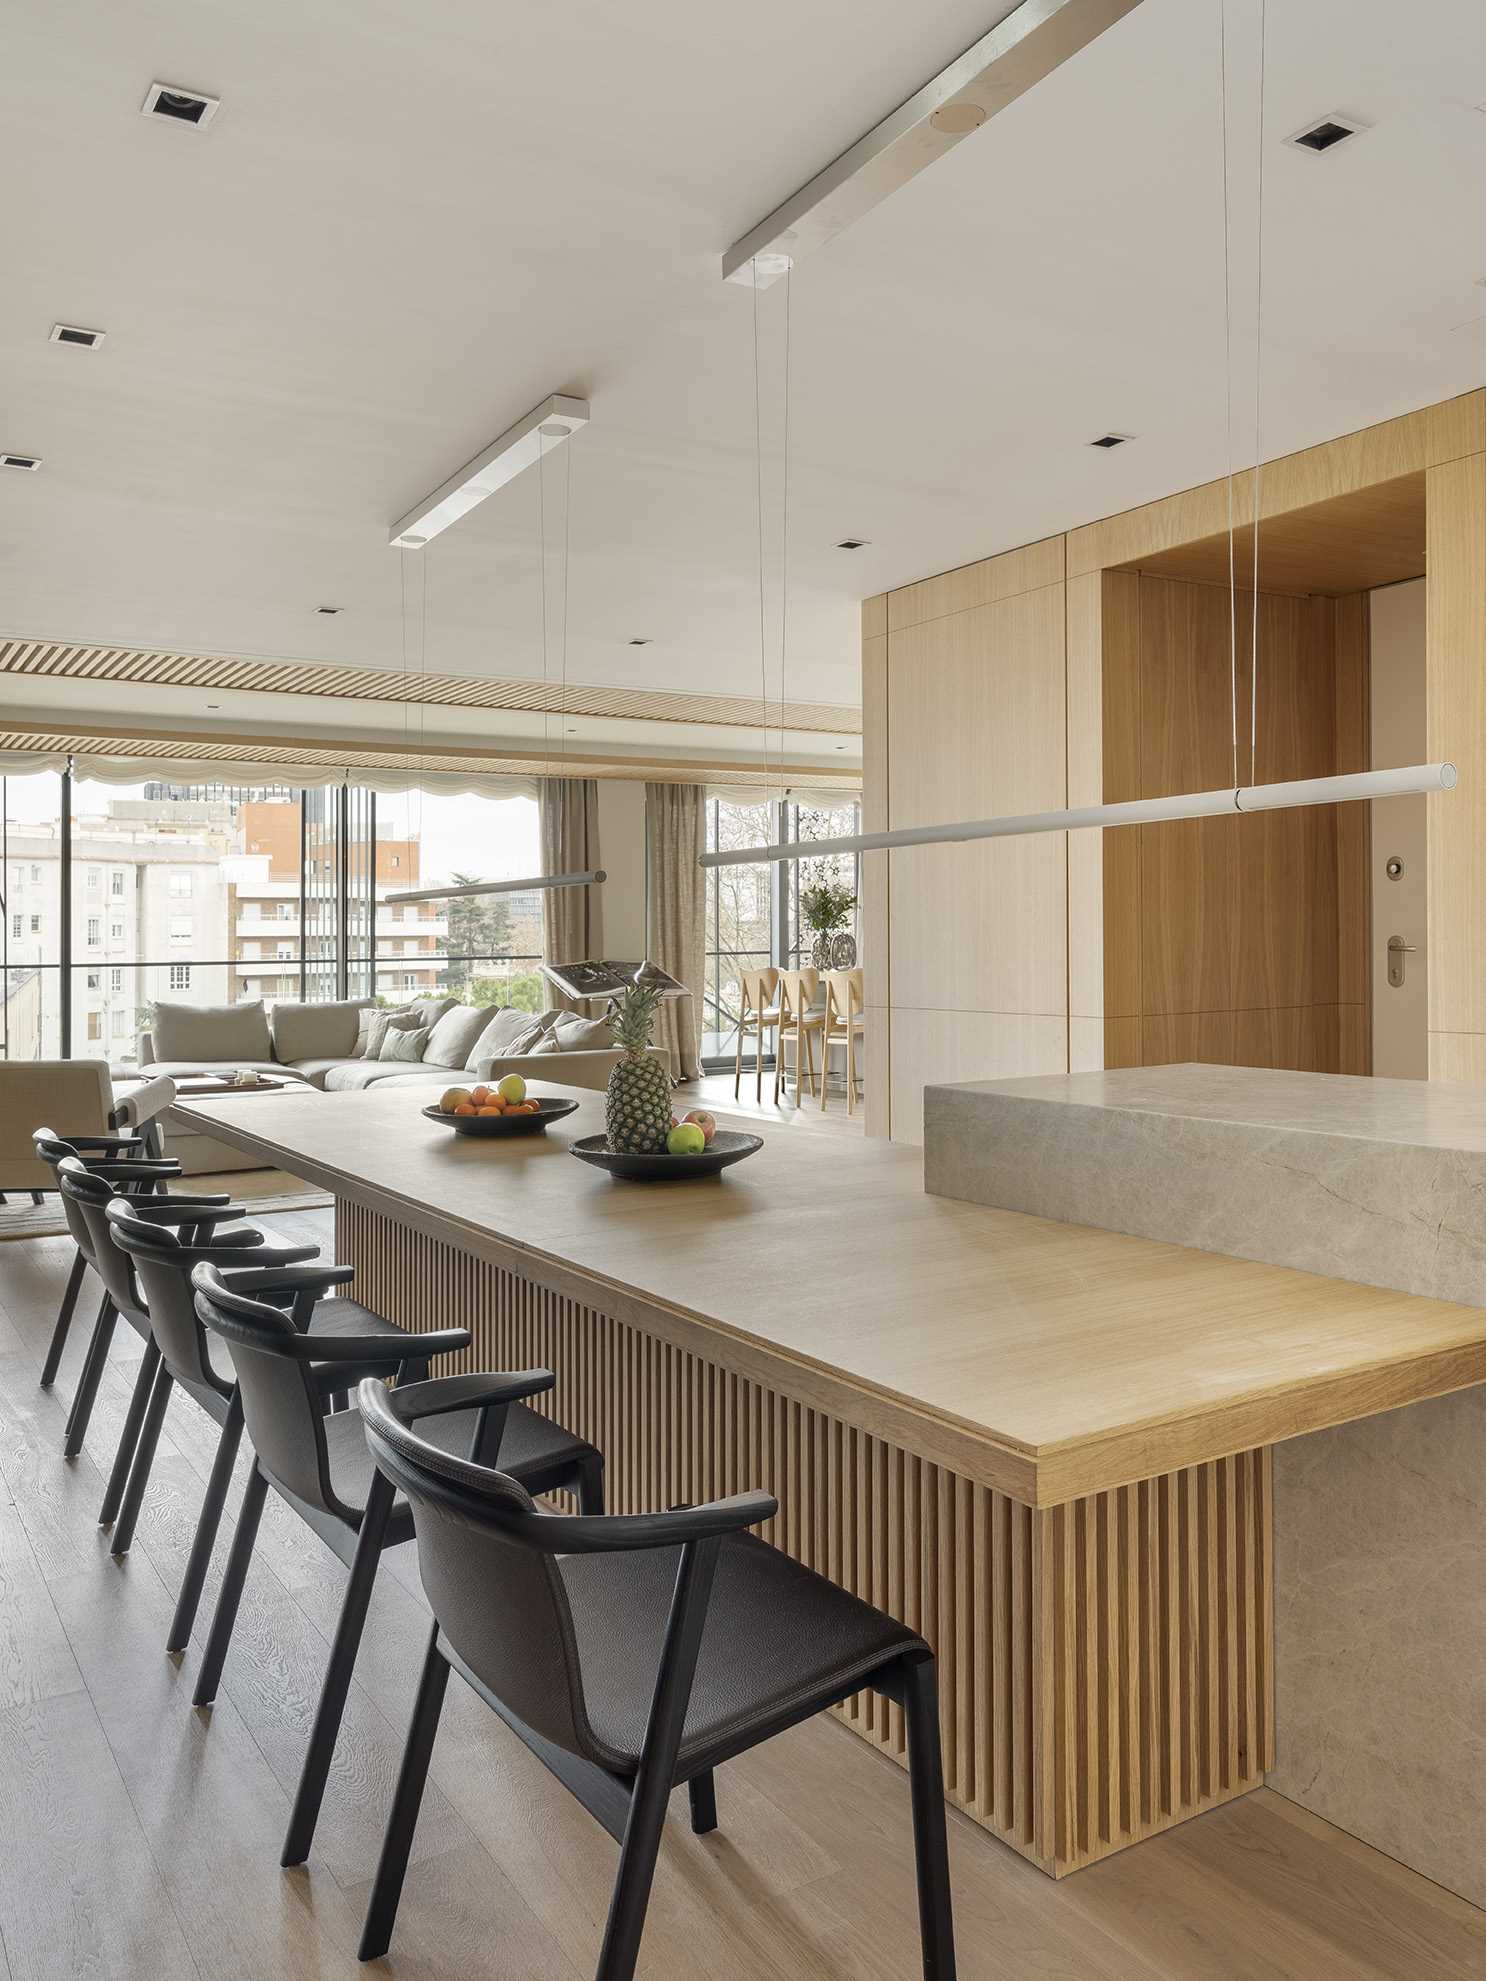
[923,1061,1486,1910]
[176,1082,1486,1895]
[924,1061,1486,1306]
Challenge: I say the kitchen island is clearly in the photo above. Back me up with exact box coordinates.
[176,1081,1486,1887]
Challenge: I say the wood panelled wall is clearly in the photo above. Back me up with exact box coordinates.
[864,386,1486,1141]
[1095,574,1369,1073]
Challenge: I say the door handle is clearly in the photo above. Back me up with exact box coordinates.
[1386,935,1417,989]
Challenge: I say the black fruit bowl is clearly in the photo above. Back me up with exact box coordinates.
[568,1130,763,1179]
[422,1098,580,1138]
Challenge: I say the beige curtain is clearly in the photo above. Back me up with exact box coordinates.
[645,781,704,1082]
[539,779,604,1011]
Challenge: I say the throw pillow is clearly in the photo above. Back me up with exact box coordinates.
[408,995,457,1032]
[466,1004,542,1067]
[423,1003,492,1071]
[378,1023,431,1063]
[362,1008,419,1059]
[551,1010,615,1052]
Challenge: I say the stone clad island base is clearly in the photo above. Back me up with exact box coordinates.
[338,1194,1273,1876]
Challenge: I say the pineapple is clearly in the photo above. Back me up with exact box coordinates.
[605,983,672,1153]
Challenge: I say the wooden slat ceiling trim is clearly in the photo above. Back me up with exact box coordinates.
[0,727,859,790]
[0,638,859,736]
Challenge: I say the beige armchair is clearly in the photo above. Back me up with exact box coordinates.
[0,1061,176,1196]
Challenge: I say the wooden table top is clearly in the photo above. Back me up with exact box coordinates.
[175,1083,1486,1505]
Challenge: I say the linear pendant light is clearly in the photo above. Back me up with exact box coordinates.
[385,868,606,907]
[699,765,1457,869]
[389,395,589,548]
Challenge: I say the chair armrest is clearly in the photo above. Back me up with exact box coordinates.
[74,1158,181,1182]
[380,1370,556,1422]
[498,1490,779,1555]
[57,1133,145,1153]
[218,1262,354,1298]
[282,1324,471,1365]
[127,1199,243,1227]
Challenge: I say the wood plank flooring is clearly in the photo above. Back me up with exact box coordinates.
[0,1218,1483,1979]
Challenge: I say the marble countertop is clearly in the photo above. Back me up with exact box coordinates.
[939,1063,1486,1151]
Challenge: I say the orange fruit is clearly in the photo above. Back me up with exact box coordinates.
[454,1103,476,1116]
[477,1105,502,1116]
[471,1084,490,1105]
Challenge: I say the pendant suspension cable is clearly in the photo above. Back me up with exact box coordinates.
[779,261,792,814]
[752,257,771,805]
[539,425,551,778]
[1218,0,1238,789]
[1249,0,1268,786]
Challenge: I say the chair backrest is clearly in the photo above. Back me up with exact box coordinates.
[776,968,819,1020]
[3,1061,112,1193]
[56,1158,140,1314]
[823,968,864,1024]
[357,1380,618,1767]
[33,1132,102,1258]
[104,1201,231,1397]
[190,1267,347,1518]
[739,968,779,1017]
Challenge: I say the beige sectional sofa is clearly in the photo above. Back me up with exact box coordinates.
[134,995,666,1171]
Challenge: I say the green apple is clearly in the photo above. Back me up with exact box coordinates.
[496,1073,527,1104]
[667,1122,707,1155]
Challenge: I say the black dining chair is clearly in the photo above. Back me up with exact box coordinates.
[352,1373,957,1981]
[32,1127,178,1395]
[104,1197,465,1648]
[54,1154,264,1487]
[189,1262,605,1871]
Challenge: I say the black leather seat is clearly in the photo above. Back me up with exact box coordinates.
[353,1374,956,1981]
[188,1261,604,1874]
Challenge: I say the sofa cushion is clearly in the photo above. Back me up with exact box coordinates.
[467,1005,544,1065]
[361,1009,421,1059]
[270,999,369,1063]
[151,999,274,1065]
[552,1010,614,1051]
[379,1023,431,1063]
[410,995,457,1031]
[323,1059,447,1093]
[423,1004,492,1071]
[278,1056,354,1090]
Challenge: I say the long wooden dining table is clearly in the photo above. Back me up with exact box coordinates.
[174,1080,1486,1881]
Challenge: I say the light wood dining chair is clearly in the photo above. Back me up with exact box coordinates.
[820,968,866,1115]
[732,967,780,1104]
[773,968,825,1107]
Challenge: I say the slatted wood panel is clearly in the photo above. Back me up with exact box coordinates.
[340,1199,1272,1876]
[0,727,858,791]
[0,637,858,736]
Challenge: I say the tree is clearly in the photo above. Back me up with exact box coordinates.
[439,874,514,995]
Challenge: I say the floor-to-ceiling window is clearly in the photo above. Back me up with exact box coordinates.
[702,794,861,1068]
[0,766,544,1061]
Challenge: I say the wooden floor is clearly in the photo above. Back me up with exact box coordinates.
[0,1221,1483,1979]
[686,1069,866,1136]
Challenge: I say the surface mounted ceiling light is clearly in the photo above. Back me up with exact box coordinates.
[388,394,589,548]
[384,868,605,907]
[700,766,1459,869]
[723,0,1142,285]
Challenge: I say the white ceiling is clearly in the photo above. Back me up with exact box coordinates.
[4,0,1486,747]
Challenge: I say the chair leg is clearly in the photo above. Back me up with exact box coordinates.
[112,1362,174,1556]
[30,1190,44,1207]
[576,1452,606,1515]
[755,1020,765,1105]
[39,1251,86,1389]
[734,1015,744,1101]
[168,1394,243,1653]
[281,1470,395,1866]
[99,1337,161,1526]
[687,1770,717,1835]
[901,1658,957,1980]
[193,1459,269,1706]
[63,1294,118,1459]
[357,1624,450,1962]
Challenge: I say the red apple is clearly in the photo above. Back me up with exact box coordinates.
[683,1109,717,1145]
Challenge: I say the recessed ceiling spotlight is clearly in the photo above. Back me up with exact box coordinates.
[50,323,106,350]
[1,453,40,471]
[316,605,341,615]
[627,637,653,646]
[141,81,220,128]
[567,726,578,734]
[1284,112,1368,154]
[206,703,220,710]
[1089,432,1135,449]
[836,537,869,550]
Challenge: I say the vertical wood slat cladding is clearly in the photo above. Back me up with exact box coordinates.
[340,1201,1273,1877]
